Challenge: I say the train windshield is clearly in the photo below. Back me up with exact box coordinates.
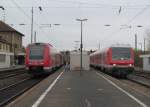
[112,47,131,60]
[29,45,44,60]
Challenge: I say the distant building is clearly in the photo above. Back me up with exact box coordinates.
[61,51,70,64]
[70,51,90,71]
[140,54,150,72]
[0,21,25,67]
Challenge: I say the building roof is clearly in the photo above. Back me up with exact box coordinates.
[0,21,24,36]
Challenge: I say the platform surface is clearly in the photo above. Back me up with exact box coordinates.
[7,69,150,107]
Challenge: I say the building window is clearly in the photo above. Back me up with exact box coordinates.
[1,44,4,50]
[6,45,8,51]
[149,57,150,65]
[0,43,2,50]
[0,54,6,62]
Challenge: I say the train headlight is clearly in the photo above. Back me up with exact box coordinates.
[113,64,116,66]
[25,67,29,70]
[129,64,132,67]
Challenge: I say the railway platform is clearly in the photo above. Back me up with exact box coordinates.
[6,69,150,107]
[0,65,25,72]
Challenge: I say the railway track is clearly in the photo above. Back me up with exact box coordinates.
[0,77,44,106]
[0,69,27,79]
[93,67,150,88]
[134,72,150,79]
[95,69,150,98]
[127,72,150,88]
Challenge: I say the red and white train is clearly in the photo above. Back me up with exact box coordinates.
[25,43,63,76]
[90,46,134,77]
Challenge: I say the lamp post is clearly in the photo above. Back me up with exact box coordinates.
[76,18,88,76]
[31,6,43,43]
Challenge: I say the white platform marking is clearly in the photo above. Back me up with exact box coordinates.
[32,72,64,107]
[85,98,91,107]
[96,72,148,107]
[97,88,103,91]
[66,87,71,90]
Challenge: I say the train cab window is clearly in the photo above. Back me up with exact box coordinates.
[112,47,131,60]
[29,45,44,60]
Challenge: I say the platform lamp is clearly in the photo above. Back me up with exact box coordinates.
[76,18,88,76]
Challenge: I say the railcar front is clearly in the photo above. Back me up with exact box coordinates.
[25,43,53,76]
[108,47,134,77]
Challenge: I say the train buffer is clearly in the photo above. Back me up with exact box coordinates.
[6,69,150,107]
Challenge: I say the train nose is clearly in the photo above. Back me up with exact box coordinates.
[29,60,44,65]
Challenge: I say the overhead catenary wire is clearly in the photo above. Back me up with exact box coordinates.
[126,5,150,24]
[8,0,51,45]
[41,0,150,8]
[10,0,31,19]
[102,5,150,43]
[2,6,150,9]
[4,0,150,48]
[10,0,39,26]
[2,0,150,9]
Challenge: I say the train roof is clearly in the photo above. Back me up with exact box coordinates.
[90,49,101,56]
[90,46,133,56]
[27,42,53,47]
[110,44,131,48]
[27,42,61,54]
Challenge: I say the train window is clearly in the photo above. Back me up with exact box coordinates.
[112,47,131,60]
[29,45,44,60]
[0,54,6,62]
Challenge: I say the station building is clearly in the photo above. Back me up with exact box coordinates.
[70,51,90,71]
[140,54,150,72]
[0,21,25,68]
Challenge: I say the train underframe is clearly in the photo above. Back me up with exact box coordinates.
[90,64,134,78]
[110,67,134,78]
[27,65,62,76]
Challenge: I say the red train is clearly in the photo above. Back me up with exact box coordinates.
[25,43,63,76]
[90,46,134,78]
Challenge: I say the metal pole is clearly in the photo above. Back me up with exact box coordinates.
[80,21,83,76]
[135,33,137,51]
[3,9,5,22]
[98,42,100,50]
[144,38,146,53]
[31,7,33,43]
[34,31,36,43]
[76,18,87,76]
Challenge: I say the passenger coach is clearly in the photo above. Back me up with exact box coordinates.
[90,46,134,78]
[25,43,63,76]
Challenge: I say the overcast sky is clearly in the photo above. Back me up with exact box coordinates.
[1,0,150,51]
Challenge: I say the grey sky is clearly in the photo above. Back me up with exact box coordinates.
[1,0,150,50]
